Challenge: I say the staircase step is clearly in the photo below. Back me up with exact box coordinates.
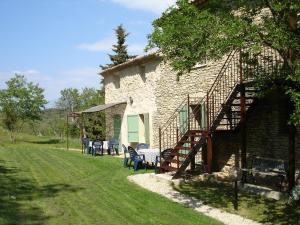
[234,96,254,100]
[231,103,252,106]
[161,165,178,172]
[170,159,181,164]
[176,146,191,150]
[178,153,189,158]
[245,89,257,93]
[179,140,198,144]
[188,130,203,133]
[186,134,202,138]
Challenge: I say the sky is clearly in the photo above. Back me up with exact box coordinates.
[0,0,175,107]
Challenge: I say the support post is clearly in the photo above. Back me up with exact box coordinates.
[239,49,247,182]
[158,127,162,173]
[80,114,84,154]
[206,92,209,130]
[207,133,212,174]
[234,179,238,210]
[288,125,296,191]
[190,135,195,171]
[66,114,69,151]
[176,128,179,169]
[187,94,190,132]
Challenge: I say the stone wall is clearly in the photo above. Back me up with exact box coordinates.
[104,55,228,148]
[105,103,127,140]
[212,89,300,182]
[152,57,227,148]
[104,59,161,147]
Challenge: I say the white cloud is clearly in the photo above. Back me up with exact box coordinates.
[77,37,146,55]
[0,67,102,108]
[77,37,114,52]
[128,43,146,55]
[110,0,176,14]
[46,67,102,107]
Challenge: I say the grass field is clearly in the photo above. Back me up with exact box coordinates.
[0,133,223,225]
[175,179,300,225]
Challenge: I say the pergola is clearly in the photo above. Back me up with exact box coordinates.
[66,102,126,152]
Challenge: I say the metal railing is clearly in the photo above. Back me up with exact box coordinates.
[159,46,284,156]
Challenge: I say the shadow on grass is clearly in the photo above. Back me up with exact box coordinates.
[0,162,83,225]
[174,180,300,225]
[25,139,62,145]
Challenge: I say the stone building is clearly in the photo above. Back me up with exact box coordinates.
[101,52,225,149]
[100,50,299,187]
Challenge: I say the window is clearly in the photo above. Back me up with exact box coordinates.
[113,114,121,140]
[127,115,139,142]
[114,76,120,89]
[193,60,207,69]
[139,65,146,82]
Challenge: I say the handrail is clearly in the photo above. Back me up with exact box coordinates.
[160,97,188,132]
[160,50,237,133]
[159,46,283,153]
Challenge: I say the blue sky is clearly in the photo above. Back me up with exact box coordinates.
[0,0,175,107]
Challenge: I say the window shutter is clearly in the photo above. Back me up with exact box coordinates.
[113,114,121,140]
[127,115,139,142]
[144,113,150,144]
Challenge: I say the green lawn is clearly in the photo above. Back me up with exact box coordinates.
[175,180,300,225]
[0,135,222,225]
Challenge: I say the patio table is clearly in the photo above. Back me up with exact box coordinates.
[103,141,108,150]
[137,148,160,164]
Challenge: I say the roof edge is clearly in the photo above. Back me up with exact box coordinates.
[99,52,161,76]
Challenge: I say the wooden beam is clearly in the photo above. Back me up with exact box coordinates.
[239,50,247,181]
[190,135,195,171]
[66,114,69,151]
[207,134,212,173]
[288,123,296,191]
[240,84,247,180]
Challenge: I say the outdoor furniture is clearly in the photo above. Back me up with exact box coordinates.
[88,140,93,154]
[136,143,149,150]
[155,148,176,173]
[137,148,159,164]
[122,144,129,168]
[92,140,103,156]
[82,137,89,154]
[103,141,109,151]
[245,155,288,191]
[108,139,119,155]
[128,146,146,171]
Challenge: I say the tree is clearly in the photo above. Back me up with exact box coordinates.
[79,87,105,140]
[56,88,80,113]
[0,74,47,142]
[100,24,136,70]
[148,0,300,189]
[79,87,104,110]
[55,87,105,139]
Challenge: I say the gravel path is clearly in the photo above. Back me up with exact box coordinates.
[128,173,261,225]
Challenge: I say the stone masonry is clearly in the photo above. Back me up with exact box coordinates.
[102,53,226,148]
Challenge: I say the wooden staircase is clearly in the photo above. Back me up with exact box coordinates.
[157,47,283,179]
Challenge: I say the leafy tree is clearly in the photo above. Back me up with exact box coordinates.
[80,88,105,140]
[56,88,80,112]
[82,112,106,140]
[55,87,106,139]
[148,0,300,189]
[79,87,104,110]
[0,74,47,142]
[100,24,136,70]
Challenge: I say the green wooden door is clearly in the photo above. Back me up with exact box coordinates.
[113,114,121,140]
[180,104,188,134]
[200,103,207,129]
[144,113,150,145]
[179,105,189,159]
[127,115,139,142]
